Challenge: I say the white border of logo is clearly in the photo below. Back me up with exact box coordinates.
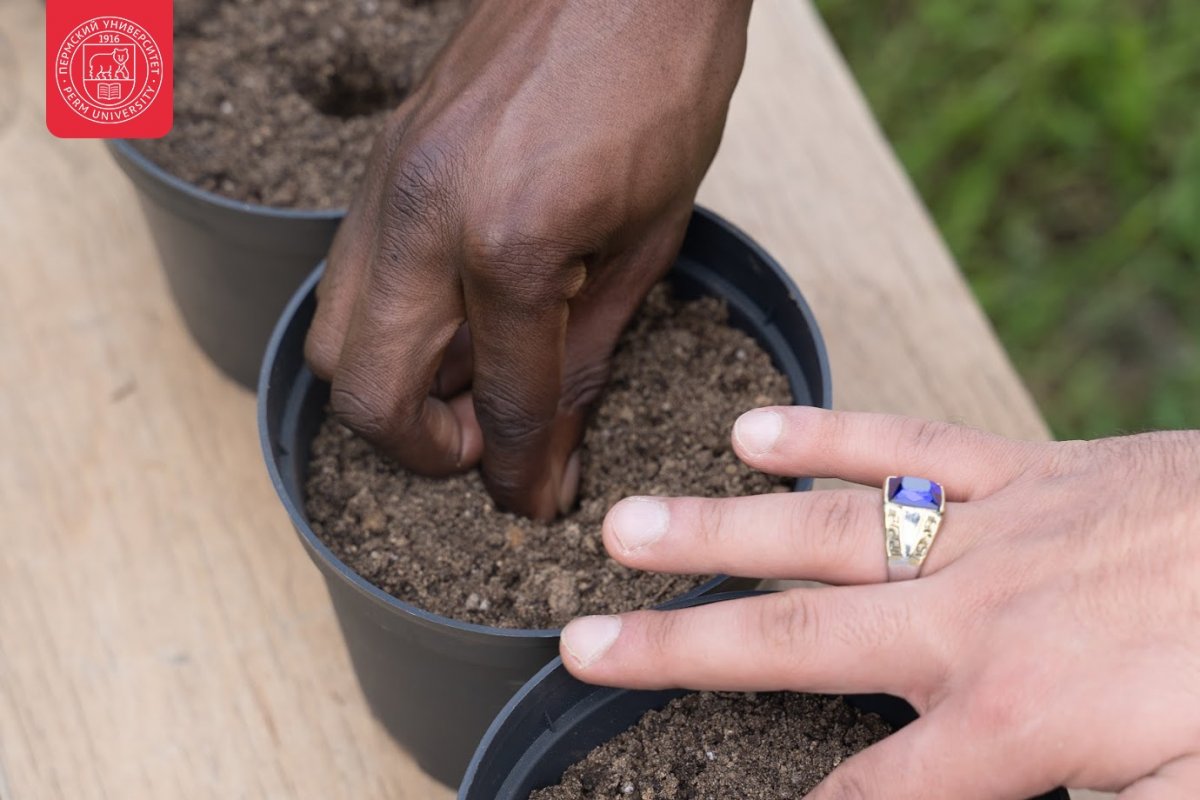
[54,15,163,124]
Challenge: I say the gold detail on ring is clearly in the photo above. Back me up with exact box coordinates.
[883,477,945,578]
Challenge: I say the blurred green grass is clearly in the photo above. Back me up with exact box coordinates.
[815,0,1200,440]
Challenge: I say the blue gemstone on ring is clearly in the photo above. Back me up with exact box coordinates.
[887,476,943,510]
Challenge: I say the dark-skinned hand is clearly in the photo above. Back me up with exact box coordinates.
[305,0,753,519]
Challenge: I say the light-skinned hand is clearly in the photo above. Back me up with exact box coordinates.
[560,406,1200,799]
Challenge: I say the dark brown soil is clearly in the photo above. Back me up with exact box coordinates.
[530,692,892,799]
[304,286,793,629]
[135,0,468,208]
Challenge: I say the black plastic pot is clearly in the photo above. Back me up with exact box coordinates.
[108,140,343,388]
[258,206,832,787]
[459,593,1071,800]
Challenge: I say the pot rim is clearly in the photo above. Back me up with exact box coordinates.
[108,138,348,220]
[458,592,762,797]
[257,206,832,639]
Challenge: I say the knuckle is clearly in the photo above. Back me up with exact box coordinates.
[474,387,552,449]
[330,383,390,441]
[466,225,582,309]
[474,172,600,250]
[892,416,956,462]
[641,610,683,662]
[330,377,420,444]
[694,499,731,553]
[753,591,817,662]
[818,491,862,532]
[469,223,551,268]
[560,359,611,413]
[793,492,864,561]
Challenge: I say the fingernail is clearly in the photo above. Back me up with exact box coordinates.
[561,615,622,669]
[609,497,669,553]
[558,450,582,515]
[734,409,782,455]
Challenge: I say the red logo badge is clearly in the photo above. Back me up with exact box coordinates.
[46,1,173,138]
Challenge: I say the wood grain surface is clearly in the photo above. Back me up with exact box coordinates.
[0,1,1103,798]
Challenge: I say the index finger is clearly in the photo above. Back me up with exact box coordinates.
[559,587,948,702]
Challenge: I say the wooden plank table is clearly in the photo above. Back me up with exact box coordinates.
[0,1,1104,798]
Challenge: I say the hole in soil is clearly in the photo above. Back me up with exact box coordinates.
[294,53,407,119]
